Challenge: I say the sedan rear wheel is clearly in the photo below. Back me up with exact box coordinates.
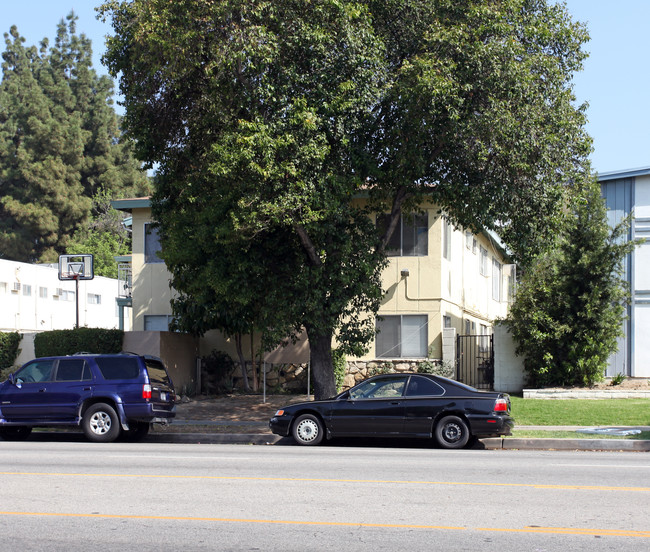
[292,414,324,446]
[435,415,470,449]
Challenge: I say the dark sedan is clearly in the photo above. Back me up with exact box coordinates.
[269,373,514,448]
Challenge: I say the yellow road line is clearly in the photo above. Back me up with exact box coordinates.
[0,471,649,492]
[0,511,648,538]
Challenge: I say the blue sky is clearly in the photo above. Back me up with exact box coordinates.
[2,1,648,174]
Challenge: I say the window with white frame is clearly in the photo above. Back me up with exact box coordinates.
[144,315,174,331]
[479,246,488,276]
[39,286,48,299]
[376,213,428,256]
[492,259,502,301]
[22,284,32,297]
[0,282,7,294]
[61,290,75,302]
[465,231,472,250]
[479,324,490,352]
[443,217,452,260]
[443,315,452,328]
[87,293,102,305]
[376,315,428,358]
[144,223,164,263]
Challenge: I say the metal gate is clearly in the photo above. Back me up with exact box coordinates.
[456,334,494,390]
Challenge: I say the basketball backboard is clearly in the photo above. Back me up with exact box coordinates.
[58,254,94,281]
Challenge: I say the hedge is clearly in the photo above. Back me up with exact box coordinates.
[34,328,124,358]
[0,332,22,370]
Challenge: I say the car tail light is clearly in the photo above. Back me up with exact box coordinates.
[142,384,152,400]
[493,397,508,412]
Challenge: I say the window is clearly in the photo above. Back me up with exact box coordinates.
[22,284,32,297]
[55,359,91,381]
[443,315,452,328]
[95,357,140,380]
[376,315,428,358]
[405,375,445,397]
[349,375,407,399]
[479,246,488,276]
[492,259,502,301]
[443,218,452,260]
[144,315,173,331]
[377,213,428,256]
[61,290,75,302]
[465,231,472,250]
[0,282,7,294]
[16,360,54,383]
[88,293,102,305]
[39,287,48,299]
[145,223,164,263]
[464,319,476,335]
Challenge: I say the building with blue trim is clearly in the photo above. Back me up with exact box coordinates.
[600,166,650,378]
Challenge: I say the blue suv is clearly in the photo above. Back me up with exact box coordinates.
[0,353,176,442]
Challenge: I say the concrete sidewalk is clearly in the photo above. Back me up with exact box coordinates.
[145,395,650,451]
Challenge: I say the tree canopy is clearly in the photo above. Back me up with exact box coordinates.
[101,0,593,398]
[0,12,150,263]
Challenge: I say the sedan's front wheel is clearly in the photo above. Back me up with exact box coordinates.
[292,414,324,446]
[435,415,470,449]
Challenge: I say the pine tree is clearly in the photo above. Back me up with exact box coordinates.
[506,178,640,387]
[0,13,149,263]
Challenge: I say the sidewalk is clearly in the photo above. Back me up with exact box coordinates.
[146,394,650,451]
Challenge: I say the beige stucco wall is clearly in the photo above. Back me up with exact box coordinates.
[130,208,174,331]
[355,207,511,361]
[126,203,511,367]
[122,331,199,394]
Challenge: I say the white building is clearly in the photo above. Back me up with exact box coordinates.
[600,166,650,378]
[0,259,128,333]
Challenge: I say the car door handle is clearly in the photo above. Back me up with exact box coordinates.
[390,401,401,405]
[83,387,92,391]
[38,388,47,392]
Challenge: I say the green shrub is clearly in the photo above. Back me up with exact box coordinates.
[417,359,455,378]
[34,328,124,357]
[201,350,236,394]
[0,332,22,372]
[332,349,347,392]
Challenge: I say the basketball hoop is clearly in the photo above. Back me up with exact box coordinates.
[58,254,95,329]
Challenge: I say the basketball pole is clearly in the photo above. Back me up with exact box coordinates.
[75,275,79,329]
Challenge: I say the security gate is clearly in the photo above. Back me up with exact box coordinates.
[456,334,494,390]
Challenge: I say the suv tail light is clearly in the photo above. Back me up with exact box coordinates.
[493,397,508,412]
[142,384,152,400]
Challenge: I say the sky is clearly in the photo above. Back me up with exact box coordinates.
[2,0,649,175]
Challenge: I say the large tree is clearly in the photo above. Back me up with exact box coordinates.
[0,13,150,263]
[101,0,592,399]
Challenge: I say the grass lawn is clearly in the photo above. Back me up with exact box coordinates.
[510,397,650,425]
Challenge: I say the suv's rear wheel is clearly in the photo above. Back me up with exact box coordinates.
[0,426,32,441]
[83,403,120,443]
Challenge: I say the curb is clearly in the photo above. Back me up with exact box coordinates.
[482,437,650,452]
[147,432,650,451]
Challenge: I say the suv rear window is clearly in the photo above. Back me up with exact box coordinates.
[145,358,171,386]
[95,357,140,380]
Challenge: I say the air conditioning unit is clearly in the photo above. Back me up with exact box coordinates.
[11,282,21,293]
[54,288,63,297]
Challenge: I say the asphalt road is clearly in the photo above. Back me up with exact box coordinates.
[0,441,649,551]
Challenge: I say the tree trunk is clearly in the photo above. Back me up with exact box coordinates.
[307,328,336,400]
[235,333,251,392]
[250,331,258,392]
